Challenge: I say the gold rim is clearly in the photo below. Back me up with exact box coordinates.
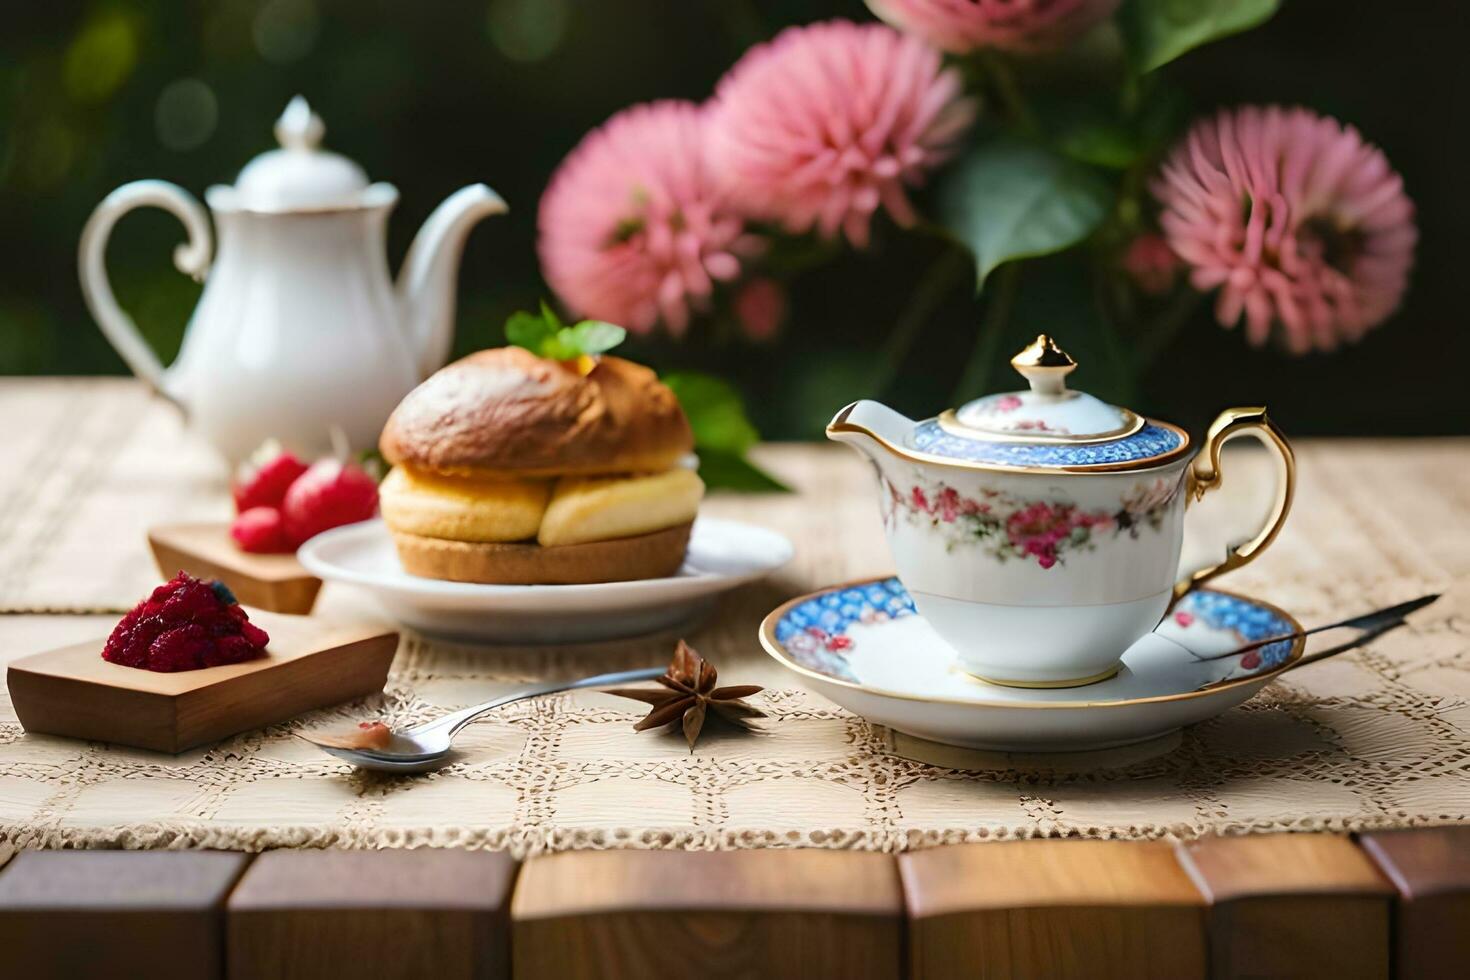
[966,662,1123,689]
[757,576,1303,710]
[827,408,1193,476]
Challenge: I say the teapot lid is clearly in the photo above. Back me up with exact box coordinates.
[211,97,393,213]
[908,335,1190,470]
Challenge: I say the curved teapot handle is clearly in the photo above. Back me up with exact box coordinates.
[1174,406,1296,603]
[79,180,212,408]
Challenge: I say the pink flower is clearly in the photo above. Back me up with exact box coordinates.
[911,486,931,513]
[865,0,1119,53]
[1153,106,1416,353]
[1122,233,1181,296]
[708,20,976,247]
[936,486,961,522]
[537,100,759,335]
[1005,501,1074,569]
[994,394,1023,412]
[733,277,786,341]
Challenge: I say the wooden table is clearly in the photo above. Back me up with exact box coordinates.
[1,380,1467,978]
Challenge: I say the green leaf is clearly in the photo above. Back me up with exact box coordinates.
[935,138,1113,290]
[660,370,789,492]
[661,371,760,455]
[1119,0,1280,73]
[505,303,627,360]
[538,331,583,361]
[1056,120,1143,170]
[505,309,555,353]
[568,320,626,355]
[693,448,791,493]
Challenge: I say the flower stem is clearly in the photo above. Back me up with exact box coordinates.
[1133,285,1205,372]
[952,263,1021,404]
[978,53,1040,139]
[1090,269,1140,406]
[870,247,970,398]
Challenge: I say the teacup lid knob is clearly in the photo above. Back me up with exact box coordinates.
[224,95,373,211]
[274,95,325,152]
[1010,334,1076,398]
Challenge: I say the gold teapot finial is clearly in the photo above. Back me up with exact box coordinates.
[1010,335,1076,397]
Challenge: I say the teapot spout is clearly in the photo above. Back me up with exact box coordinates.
[397,183,507,378]
[827,400,915,466]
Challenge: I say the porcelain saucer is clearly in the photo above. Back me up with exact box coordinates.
[759,577,1302,752]
[300,517,793,643]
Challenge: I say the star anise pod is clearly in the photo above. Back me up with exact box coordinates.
[603,640,766,750]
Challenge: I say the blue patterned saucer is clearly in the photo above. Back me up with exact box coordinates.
[759,577,1303,752]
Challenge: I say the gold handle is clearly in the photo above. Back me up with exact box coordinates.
[1173,406,1296,602]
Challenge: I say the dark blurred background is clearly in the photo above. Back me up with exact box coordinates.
[2,1,1465,438]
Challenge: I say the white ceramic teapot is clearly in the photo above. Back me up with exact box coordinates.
[829,335,1295,688]
[79,97,507,462]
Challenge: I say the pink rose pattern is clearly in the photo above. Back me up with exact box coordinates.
[965,395,1071,434]
[884,476,1179,569]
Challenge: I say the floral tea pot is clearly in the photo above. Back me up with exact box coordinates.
[79,97,506,462]
[829,335,1295,688]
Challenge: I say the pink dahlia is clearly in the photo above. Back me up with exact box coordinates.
[537,100,757,335]
[865,0,1119,53]
[1153,106,1416,352]
[732,277,786,341]
[708,20,976,247]
[1121,233,1181,296]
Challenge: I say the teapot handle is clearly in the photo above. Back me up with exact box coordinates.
[1173,406,1296,603]
[79,180,212,408]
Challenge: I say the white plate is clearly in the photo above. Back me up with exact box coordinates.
[300,517,793,643]
[759,577,1303,752]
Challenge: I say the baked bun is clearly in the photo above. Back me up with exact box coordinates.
[380,348,692,478]
[390,521,693,585]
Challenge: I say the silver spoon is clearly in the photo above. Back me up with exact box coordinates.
[1192,594,1438,691]
[299,666,665,772]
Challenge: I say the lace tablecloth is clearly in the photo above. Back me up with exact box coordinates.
[1,379,1467,854]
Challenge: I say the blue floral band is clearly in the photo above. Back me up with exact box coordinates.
[911,420,1185,468]
[773,577,1295,683]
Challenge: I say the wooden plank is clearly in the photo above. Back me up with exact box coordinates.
[0,849,249,980]
[1177,833,1394,980]
[512,849,903,980]
[227,848,516,980]
[150,522,322,614]
[1360,826,1470,980]
[7,614,397,752]
[899,839,1207,979]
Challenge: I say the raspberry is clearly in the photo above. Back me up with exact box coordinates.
[239,620,270,648]
[102,611,143,667]
[102,572,270,672]
[232,443,309,513]
[230,506,293,553]
[282,459,379,546]
[111,614,169,668]
[205,635,258,666]
[148,623,211,672]
[160,577,223,620]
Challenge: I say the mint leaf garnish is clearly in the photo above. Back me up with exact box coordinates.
[505,303,627,360]
[568,320,627,355]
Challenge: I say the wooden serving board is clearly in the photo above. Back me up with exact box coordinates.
[149,522,322,614]
[7,611,398,753]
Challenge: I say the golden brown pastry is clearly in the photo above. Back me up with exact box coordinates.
[380,347,692,478]
[377,348,703,584]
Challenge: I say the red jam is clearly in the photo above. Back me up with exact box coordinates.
[102,572,269,672]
